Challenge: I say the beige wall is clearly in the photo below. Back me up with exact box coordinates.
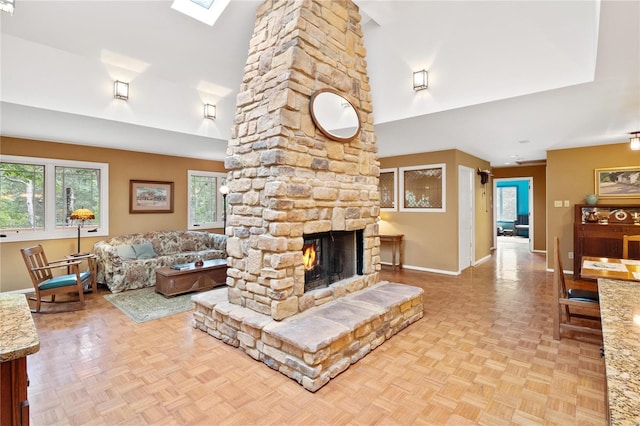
[0,137,225,292]
[547,142,640,271]
[491,165,547,252]
[5,137,635,290]
[379,149,491,273]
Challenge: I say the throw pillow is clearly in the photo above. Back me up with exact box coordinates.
[115,244,137,261]
[181,241,196,252]
[132,242,157,259]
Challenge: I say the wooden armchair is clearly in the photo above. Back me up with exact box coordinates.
[552,236,601,340]
[20,245,96,313]
[622,234,640,259]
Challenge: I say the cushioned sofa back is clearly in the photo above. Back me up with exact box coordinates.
[98,230,220,256]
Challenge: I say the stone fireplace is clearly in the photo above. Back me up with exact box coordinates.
[303,230,363,292]
[220,0,382,322]
[192,0,423,392]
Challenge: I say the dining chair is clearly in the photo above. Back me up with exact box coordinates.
[622,234,640,259]
[552,236,601,340]
[20,245,94,312]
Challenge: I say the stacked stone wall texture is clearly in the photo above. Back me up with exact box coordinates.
[224,0,381,321]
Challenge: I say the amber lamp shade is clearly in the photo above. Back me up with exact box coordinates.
[70,208,95,255]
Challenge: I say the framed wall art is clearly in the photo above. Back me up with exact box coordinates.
[595,166,640,198]
[129,180,174,213]
[399,163,446,212]
[379,168,397,211]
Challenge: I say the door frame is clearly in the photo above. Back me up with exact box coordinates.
[493,177,533,251]
[458,165,475,271]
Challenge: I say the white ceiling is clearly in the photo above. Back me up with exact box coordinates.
[1,0,639,166]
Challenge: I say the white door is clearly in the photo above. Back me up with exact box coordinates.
[458,166,475,271]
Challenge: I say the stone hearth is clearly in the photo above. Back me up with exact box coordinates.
[192,0,423,392]
[193,282,423,392]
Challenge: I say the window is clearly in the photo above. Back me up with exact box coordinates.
[379,168,397,211]
[0,155,109,242]
[497,186,517,221]
[399,164,446,212]
[188,170,227,230]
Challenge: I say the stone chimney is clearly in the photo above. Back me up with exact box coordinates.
[224,0,380,321]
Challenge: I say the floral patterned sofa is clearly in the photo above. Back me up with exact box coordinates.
[94,230,227,293]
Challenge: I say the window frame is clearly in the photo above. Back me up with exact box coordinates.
[496,185,518,222]
[399,163,447,213]
[187,170,227,230]
[379,168,397,212]
[0,155,109,243]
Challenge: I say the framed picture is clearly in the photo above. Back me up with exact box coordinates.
[129,180,174,213]
[379,168,397,211]
[399,163,446,212]
[595,166,640,198]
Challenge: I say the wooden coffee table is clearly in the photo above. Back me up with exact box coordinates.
[155,259,227,297]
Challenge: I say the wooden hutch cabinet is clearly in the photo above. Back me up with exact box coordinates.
[573,204,640,279]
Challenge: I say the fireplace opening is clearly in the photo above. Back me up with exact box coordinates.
[303,230,364,292]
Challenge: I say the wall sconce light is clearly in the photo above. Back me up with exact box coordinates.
[0,0,15,15]
[413,70,428,91]
[630,131,640,150]
[114,80,129,100]
[204,104,216,120]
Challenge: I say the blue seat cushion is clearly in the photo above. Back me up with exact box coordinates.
[568,288,599,303]
[40,271,90,290]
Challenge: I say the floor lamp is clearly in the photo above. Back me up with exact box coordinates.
[70,208,95,255]
[219,184,229,233]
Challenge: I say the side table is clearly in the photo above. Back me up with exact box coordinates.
[379,234,404,270]
[66,253,98,293]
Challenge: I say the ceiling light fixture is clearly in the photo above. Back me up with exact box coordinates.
[630,131,640,150]
[413,70,428,91]
[114,80,129,100]
[204,104,216,120]
[0,0,14,15]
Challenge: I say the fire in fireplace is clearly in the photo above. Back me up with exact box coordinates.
[302,230,364,292]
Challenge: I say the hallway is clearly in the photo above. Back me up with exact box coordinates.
[26,242,606,425]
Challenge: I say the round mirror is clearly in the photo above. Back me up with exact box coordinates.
[309,88,360,142]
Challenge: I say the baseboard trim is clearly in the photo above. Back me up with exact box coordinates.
[473,254,492,266]
[400,264,461,276]
[2,287,33,294]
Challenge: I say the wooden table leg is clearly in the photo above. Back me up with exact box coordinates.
[391,240,397,269]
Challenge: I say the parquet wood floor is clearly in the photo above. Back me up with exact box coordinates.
[25,241,606,425]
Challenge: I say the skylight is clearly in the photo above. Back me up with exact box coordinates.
[190,0,215,9]
[0,0,15,15]
[171,0,230,26]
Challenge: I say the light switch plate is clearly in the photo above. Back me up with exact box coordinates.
[554,200,562,207]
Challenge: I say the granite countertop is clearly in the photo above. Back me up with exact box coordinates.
[0,294,40,362]
[597,279,640,425]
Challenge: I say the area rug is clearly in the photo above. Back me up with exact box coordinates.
[104,287,194,323]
